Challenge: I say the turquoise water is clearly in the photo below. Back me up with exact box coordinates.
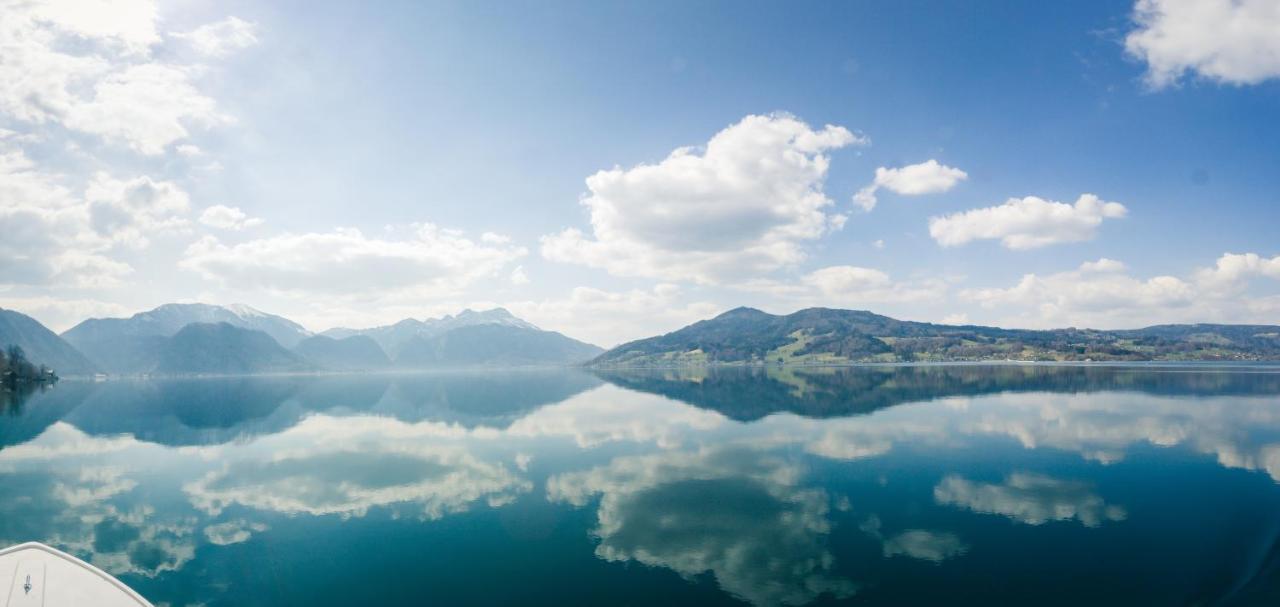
[2,365,1280,605]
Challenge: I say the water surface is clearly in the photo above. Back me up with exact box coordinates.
[2,365,1279,605]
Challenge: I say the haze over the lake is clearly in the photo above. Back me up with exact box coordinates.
[2,0,1278,348]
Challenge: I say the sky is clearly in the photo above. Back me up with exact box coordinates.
[1,0,1279,348]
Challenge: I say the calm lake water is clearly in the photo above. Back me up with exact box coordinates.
[3,364,1280,606]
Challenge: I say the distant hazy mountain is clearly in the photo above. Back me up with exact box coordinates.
[325,309,600,368]
[294,335,391,371]
[323,308,539,357]
[0,308,97,375]
[63,303,312,373]
[154,323,314,375]
[592,306,1280,366]
[395,324,603,367]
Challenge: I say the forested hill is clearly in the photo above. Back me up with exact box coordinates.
[591,307,1280,366]
[0,308,97,375]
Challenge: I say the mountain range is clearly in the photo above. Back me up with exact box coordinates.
[1,304,602,376]
[322,308,539,357]
[323,308,601,368]
[154,322,315,375]
[293,335,392,371]
[3,303,1279,377]
[62,303,312,373]
[590,307,1280,366]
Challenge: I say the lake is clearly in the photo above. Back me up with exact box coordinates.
[2,364,1280,605]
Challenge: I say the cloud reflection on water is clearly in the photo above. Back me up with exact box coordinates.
[1,367,1279,604]
[934,472,1127,527]
[547,445,857,606]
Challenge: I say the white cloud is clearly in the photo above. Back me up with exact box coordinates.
[1079,257,1127,273]
[1195,252,1280,288]
[44,250,135,288]
[85,172,191,247]
[929,194,1127,249]
[934,472,1127,527]
[542,113,865,284]
[961,258,1194,328]
[0,147,193,288]
[480,231,511,245]
[172,16,258,57]
[1125,0,1280,88]
[739,265,947,308]
[0,1,235,155]
[854,159,968,211]
[198,205,263,230]
[64,64,226,155]
[180,224,526,297]
[25,0,161,52]
[509,265,530,285]
[961,253,1280,329]
[0,295,132,332]
[505,284,721,348]
[0,3,249,296]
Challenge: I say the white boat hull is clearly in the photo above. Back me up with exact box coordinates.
[0,542,152,607]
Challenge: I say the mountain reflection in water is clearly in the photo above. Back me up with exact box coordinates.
[0,364,1278,606]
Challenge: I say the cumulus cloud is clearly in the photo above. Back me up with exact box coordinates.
[962,258,1193,327]
[934,472,1127,527]
[541,113,866,284]
[1195,252,1280,288]
[961,253,1280,329]
[508,265,530,285]
[480,231,511,245]
[0,0,239,154]
[853,159,968,211]
[198,205,263,230]
[63,63,227,155]
[929,194,1127,249]
[1125,0,1280,88]
[0,2,252,298]
[505,284,721,348]
[0,296,131,332]
[85,172,191,247]
[739,265,947,309]
[0,146,194,288]
[180,224,526,297]
[172,16,259,57]
[0,150,91,285]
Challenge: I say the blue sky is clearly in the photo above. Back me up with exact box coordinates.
[1,0,1278,346]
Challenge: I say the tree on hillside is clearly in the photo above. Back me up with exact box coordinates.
[1,344,57,387]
